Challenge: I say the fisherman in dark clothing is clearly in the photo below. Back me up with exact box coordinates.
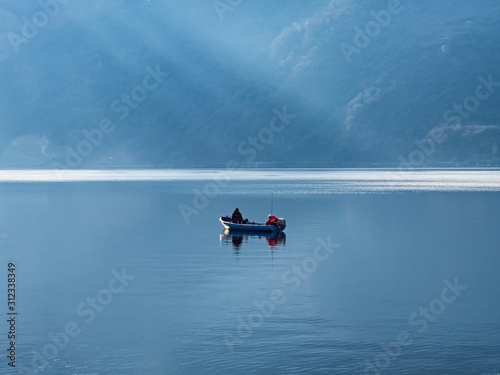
[231,208,245,223]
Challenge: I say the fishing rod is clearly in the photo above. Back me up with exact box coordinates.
[271,191,274,216]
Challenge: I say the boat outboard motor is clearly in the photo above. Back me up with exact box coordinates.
[276,218,286,231]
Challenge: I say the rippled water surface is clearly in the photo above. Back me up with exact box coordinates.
[1,169,499,374]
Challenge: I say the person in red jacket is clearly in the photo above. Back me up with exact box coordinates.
[266,214,278,225]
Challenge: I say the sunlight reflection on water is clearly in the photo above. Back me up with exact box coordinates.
[1,169,500,193]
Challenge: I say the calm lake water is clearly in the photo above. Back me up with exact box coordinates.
[1,169,499,375]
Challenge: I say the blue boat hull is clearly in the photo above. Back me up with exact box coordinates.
[219,217,285,233]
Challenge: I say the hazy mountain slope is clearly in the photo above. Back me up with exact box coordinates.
[0,0,499,168]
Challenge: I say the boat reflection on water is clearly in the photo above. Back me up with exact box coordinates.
[220,229,286,251]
